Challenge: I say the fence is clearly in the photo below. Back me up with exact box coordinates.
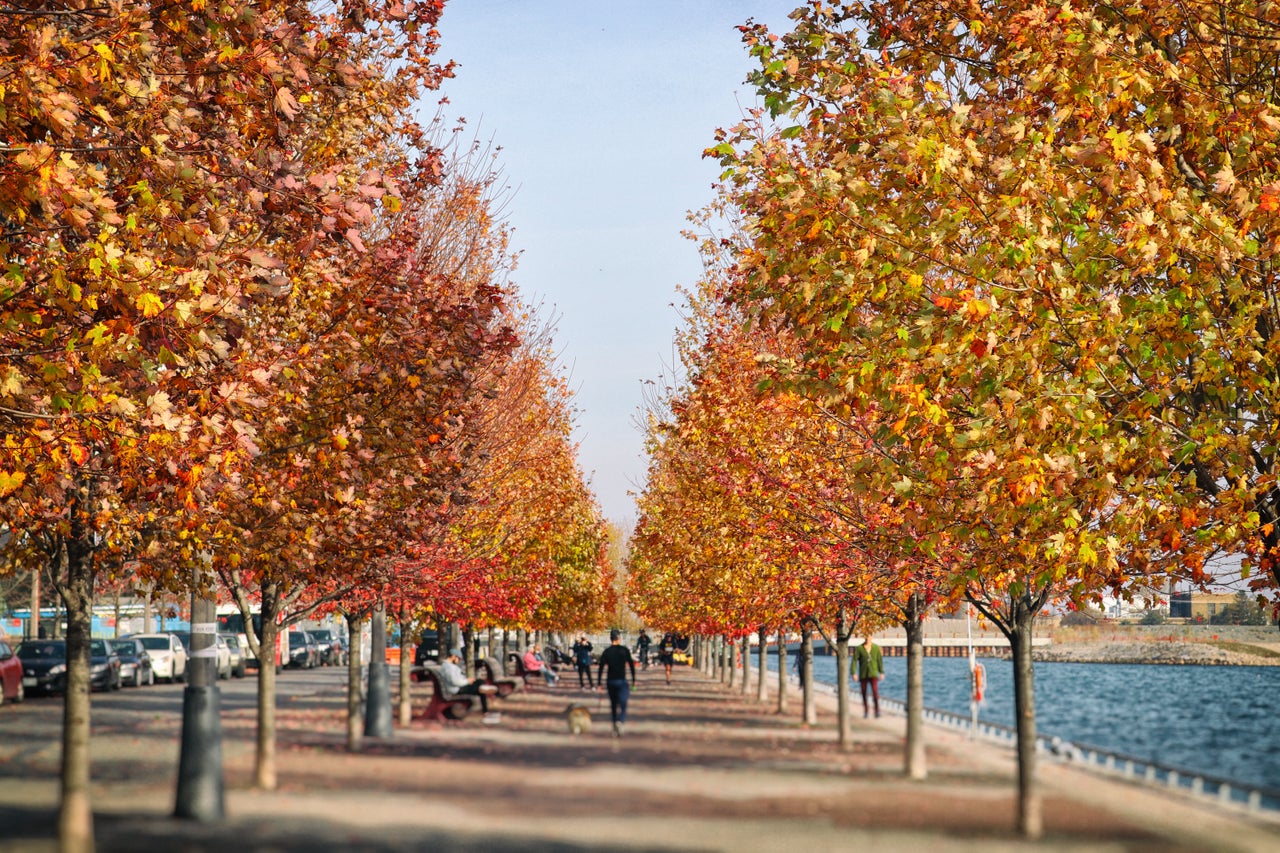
[876,696,1280,815]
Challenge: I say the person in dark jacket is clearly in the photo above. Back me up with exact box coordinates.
[572,635,594,688]
[596,629,637,737]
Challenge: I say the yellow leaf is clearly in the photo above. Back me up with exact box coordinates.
[136,292,165,317]
[0,470,25,496]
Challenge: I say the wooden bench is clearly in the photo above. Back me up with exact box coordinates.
[507,652,551,688]
[413,664,479,722]
[478,656,521,697]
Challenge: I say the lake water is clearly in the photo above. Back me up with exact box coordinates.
[772,652,1280,793]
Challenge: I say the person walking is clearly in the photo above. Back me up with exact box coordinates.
[572,635,594,688]
[596,629,637,737]
[636,629,651,669]
[852,635,885,718]
[657,631,677,684]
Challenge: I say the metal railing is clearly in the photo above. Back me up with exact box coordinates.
[877,696,1280,815]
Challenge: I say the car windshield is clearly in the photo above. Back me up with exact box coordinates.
[17,641,64,658]
[311,630,332,642]
[89,640,110,656]
[138,636,171,651]
[289,633,307,648]
[109,641,135,655]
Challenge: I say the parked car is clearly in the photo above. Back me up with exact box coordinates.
[414,630,439,666]
[308,628,337,666]
[109,638,154,687]
[220,633,247,678]
[287,630,317,669]
[16,639,67,695]
[132,633,188,682]
[214,634,232,679]
[88,639,122,692]
[0,639,25,705]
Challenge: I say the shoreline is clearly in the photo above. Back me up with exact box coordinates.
[1027,639,1280,667]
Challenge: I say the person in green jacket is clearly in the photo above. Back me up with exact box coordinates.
[852,635,885,718]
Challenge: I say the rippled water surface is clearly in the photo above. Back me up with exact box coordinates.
[782,653,1280,792]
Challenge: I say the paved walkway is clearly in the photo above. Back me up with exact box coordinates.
[3,664,1279,852]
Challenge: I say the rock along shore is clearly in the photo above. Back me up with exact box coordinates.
[1031,640,1280,666]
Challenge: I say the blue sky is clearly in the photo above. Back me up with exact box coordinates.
[434,2,798,523]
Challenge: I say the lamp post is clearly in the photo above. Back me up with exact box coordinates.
[174,558,224,820]
[364,600,392,737]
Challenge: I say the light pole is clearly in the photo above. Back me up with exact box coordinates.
[174,559,224,820]
[364,600,392,737]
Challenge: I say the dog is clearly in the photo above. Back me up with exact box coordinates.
[564,703,591,735]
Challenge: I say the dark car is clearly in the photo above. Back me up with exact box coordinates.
[0,639,25,705]
[17,639,67,695]
[109,638,154,687]
[414,630,439,666]
[287,630,316,669]
[89,639,122,691]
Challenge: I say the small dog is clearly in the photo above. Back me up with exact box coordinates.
[564,703,591,735]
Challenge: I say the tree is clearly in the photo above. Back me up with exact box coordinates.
[1,1,453,839]
[704,1,1280,836]
[1209,591,1269,625]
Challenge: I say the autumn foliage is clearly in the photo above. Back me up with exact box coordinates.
[1,1,611,843]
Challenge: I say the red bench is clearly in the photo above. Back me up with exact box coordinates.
[413,664,478,722]
[506,652,544,688]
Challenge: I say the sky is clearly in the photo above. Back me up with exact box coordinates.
[432,2,799,523]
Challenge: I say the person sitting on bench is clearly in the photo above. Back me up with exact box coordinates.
[440,648,500,723]
[522,643,559,686]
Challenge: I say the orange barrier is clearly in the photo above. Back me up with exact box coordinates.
[385,646,401,666]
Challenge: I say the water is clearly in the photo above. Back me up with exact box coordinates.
[775,653,1280,793]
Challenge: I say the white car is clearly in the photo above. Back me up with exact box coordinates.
[132,633,188,683]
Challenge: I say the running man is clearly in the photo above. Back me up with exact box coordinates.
[596,629,637,737]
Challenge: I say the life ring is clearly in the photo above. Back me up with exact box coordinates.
[971,662,986,703]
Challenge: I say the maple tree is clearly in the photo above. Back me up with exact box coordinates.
[0,0,458,838]
[703,0,1280,837]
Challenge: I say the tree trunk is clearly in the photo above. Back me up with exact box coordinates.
[1009,599,1042,839]
[776,627,788,714]
[501,627,510,671]
[903,592,927,780]
[756,627,768,703]
[800,629,816,725]
[835,612,852,751]
[740,635,751,695]
[345,611,364,752]
[727,635,737,688]
[29,567,40,639]
[254,584,281,790]
[58,536,95,853]
[462,626,475,678]
[397,608,412,728]
[486,627,495,661]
